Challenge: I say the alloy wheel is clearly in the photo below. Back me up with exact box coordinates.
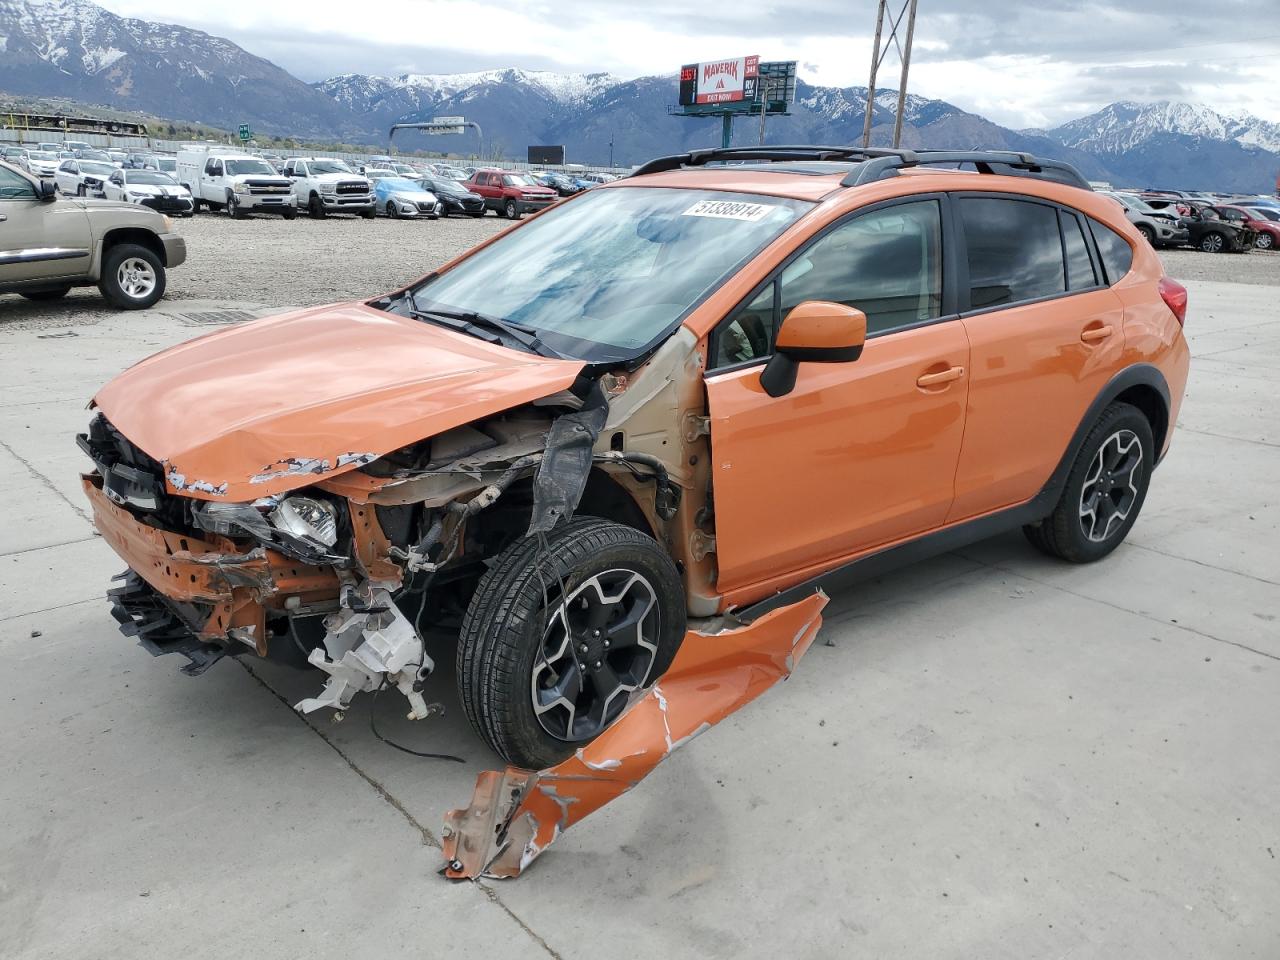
[1257,233,1274,250]
[530,569,660,741]
[116,257,157,301]
[1201,233,1225,253]
[1078,429,1143,543]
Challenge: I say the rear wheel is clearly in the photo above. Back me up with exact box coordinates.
[1023,402,1153,563]
[20,287,71,301]
[98,243,165,310]
[457,518,685,769]
[1199,231,1226,253]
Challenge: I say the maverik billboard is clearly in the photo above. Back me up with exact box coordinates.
[679,56,760,106]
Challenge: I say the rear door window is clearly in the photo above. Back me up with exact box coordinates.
[1088,218,1134,284]
[959,197,1065,309]
[1061,211,1098,291]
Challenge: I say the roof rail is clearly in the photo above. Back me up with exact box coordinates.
[630,145,1091,191]
[841,150,1092,190]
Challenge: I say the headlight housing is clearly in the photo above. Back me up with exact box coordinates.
[270,497,338,548]
[233,182,250,194]
[319,182,337,193]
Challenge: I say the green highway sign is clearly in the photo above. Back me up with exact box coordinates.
[238,123,251,142]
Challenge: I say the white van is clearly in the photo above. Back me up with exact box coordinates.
[176,147,296,218]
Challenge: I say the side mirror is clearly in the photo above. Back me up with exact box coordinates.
[760,301,867,398]
[38,179,57,201]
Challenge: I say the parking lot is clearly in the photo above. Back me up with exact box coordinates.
[1,215,1277,958]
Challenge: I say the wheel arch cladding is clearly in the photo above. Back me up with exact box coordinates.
[1113,382,1169,454]
[102,228,166,265]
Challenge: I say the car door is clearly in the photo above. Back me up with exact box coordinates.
[704,196,970,598]
[105,170,125,201]
[0,165,91,285]
[947,194,1127,521]
[203,157,223,202]
[55,160,77,195]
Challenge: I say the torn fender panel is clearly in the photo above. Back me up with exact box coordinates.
[442,590,828,879]
[91,302,583,501]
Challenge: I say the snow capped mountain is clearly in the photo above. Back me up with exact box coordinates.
[1049,101,1280,155]
[0,0,353,136]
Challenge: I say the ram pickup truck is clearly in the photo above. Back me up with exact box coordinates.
[0,158,185,309]
[281,157,375,218]
[176,149,296,219]
[465,168,557,219]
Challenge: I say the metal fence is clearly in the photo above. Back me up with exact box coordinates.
[0,129,633,175]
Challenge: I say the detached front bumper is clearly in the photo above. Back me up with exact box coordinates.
[83,473,337,665]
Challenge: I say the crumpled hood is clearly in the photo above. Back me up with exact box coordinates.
[92,302,584,501]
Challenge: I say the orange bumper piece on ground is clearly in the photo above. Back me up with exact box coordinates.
[442,590,828,879]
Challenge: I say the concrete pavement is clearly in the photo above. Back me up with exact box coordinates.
[1,280,1276,958]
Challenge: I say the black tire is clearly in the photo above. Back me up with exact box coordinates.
[281,206,297,221]
[1023,402,1153,563]
[1136,224,1155,245]
[1256,232,1274,250]
[469,210,485,218]
[360,206,375,219]
[76,183,85,197]
[1199,231,1226,253]
[504,198,521,220]
[457,517,686,769]
[308,194,325,219]
[20,287,71,301]
[98,242,166,310]
[228,194,247,219]
[386,199,399,219]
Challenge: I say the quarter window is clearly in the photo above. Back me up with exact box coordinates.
[1088,218,1133,284]
[1061,211,1098,290]
[960,197,1065,309]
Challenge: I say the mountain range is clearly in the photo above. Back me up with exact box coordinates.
[2,0,1278,192]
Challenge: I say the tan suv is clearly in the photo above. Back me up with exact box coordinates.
[0,159,186,308]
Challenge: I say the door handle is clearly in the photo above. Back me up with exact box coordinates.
[1080,324,1114,343]
[916,365,965,388]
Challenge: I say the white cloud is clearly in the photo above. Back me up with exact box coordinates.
[97,0,1280,126]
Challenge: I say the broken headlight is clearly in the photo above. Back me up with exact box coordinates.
[270,497,338,549]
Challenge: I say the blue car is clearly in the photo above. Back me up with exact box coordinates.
[374,177,443,219]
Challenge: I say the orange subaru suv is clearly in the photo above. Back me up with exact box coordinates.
[80,147,1189,772]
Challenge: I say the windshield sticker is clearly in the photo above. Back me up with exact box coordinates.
[682,199,775,222]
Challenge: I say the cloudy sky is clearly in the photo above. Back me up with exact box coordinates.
[99,0,1280,127]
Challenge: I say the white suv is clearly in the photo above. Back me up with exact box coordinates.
[282,157,375,219]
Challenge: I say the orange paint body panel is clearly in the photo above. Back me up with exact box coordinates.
[91,302,583,501]
[442,591,828,879]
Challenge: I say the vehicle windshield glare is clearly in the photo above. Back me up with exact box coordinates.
[29,151,57,160]
[409,186,812,362]
[383,178,423,191]
[310,160,352,174]
[225,159,276,176]
[1115,193,1157,213]
[503,174,531,187]
[426,178,465,194]
[128,171,177,185]
[156,158,176,170]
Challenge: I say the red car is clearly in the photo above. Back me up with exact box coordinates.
[465,168,557,219]
[1217,205,1280,250]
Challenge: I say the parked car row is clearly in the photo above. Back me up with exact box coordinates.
[1102,189,1280,253]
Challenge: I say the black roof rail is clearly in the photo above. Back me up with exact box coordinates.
[842,150,1092,190]
[630,145,1091,191]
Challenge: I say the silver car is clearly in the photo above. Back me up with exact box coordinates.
[1103,192,1190,248]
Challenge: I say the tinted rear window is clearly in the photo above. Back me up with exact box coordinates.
[960,198,1066,309]
[1061,212,1098,290]
[1088,218,1134,284]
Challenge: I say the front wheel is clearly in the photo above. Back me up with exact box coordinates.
[1023,402,1153,563]
[281,206,297,220]
[504,198,521,220]
[457,518,686,769]
[1136,224,1155,246]
[386,200,399,219]
[98,243,166,310]
[360,206,375,219]
[228,194,247,219]
[308,194,325,219]
[1256,232,1274,250]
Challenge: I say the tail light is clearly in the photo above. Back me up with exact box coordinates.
[1158,277,1188,326]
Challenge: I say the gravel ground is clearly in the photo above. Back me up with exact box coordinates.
[0,207,1273,332]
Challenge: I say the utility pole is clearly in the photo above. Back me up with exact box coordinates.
[862,0,919,149]
[609,131,614,168]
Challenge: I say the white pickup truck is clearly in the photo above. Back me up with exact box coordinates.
[175,149,296,219]
[281,157,375,218]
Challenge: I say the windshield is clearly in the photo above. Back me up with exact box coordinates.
[1245,207,1280,222]
[226,159,276,176]
[382,178,423,191]
[29,152,57,161]
[503,174,531,187]
[427,178,465,195]
[128,172,177,185]
[80,162,116,175]
[410,187,811,362]
[80,150,111,161]
[1115,193,1156,213]
[310,159,352,174]
[156,158,176,170]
